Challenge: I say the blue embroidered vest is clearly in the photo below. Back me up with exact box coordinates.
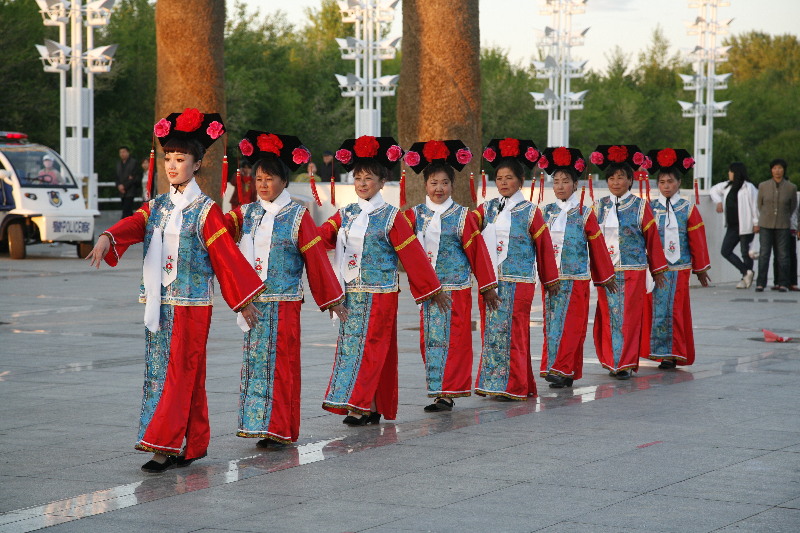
[239,201,306,301]
[413,203,471,290]
[542,203,591,280]
[139,193,216,305]
[650,197,692,269]
[340,202,400,292]
[483,198,538,283]
[595,195,648,270]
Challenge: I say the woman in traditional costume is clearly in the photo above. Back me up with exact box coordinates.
[403,140,499,412]
[319,135,449,425]
[537,147,617,388]
[590,144,668,380]
[87,109,265,472]
[640,148,710,369]
[225,131,346,448]
[473,138,560,400]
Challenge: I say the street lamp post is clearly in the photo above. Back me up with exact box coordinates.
[35,0,117,210]
[530,0,589,152]
[678,0,732,191]
[335,0,399,138]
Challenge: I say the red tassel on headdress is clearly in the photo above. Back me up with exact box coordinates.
[235,167,244,206]
[221,152,228,198]
[588,174,595,202]
[646,176,651,203]
[694,178,700,204]
[481,170,487,199]
[146,145,155,200]
[580,185,586,215]
[469,172,477,204]
[309,171,322,206]
[538,175,545,204]
[330,174,335,206]
[529,176,535,202]
[638,179,643,198]
[400,169,407,207]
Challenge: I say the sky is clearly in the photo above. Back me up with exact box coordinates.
[227,0,800,72]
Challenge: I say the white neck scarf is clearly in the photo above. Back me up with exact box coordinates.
[601,190,630,267]
[658,191,681,264]
[418,196,453,270]
[236,189,292,332]
[482,190,525,273]
[550,191,580,267]
[334,192,386,287]
[142,178,201,332]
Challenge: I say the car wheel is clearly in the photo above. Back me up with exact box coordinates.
[77,240,94,259]
[8,222,26,259]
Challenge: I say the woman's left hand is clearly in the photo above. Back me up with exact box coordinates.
[653,272,667,289]
[545,282,560,297]
[696,271,711,287]
[240,303,262,329]
[482,288,501,311]
[329,303,348,322]
[431,291,452,312]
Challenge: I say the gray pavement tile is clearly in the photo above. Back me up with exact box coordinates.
[570,493,770,533]
[779,496,800,509]
[366,507,549,533]
[0,476,116,514]
[531,521,651,532]
[716,507,800,532]
[223,499,423,533]
[653,469,800,506]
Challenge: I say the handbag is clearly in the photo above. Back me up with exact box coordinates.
[748,236,760,259]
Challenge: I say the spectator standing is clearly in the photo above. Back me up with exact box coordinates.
[318,150,339,183]
[754,158,797,292]
[115,146,141,219]
[709,162,758,288]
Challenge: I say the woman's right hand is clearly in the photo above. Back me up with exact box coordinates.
[715,202,723,213]
[87,234,111,269]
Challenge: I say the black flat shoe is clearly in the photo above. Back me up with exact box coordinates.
[755,286,765,292]
[494,395,513,402]
[366,412,382,424]
[424,398,454,412]
[256,439,287,450]
[175,453,206,468]
[343,414,369,426]
[546,374,574,388]
[615,370,631,380]
[141,456,177,473]
[658,359,677,369]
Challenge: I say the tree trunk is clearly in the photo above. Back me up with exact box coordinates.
[155,0,226,201]
[397,0,481,208]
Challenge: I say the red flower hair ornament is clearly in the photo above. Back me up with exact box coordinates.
[335,149,352,165]
[239,139,254,157]
[386,144,403,162]
[552,147,572,167]
[607,145,628,163]
[423,140,450,161]
[498,137,520,158]
[354,136,380,158]
[404,151,421,167]
[175,108,204,132]
[657,148,678,168]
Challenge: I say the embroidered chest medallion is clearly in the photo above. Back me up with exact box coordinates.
[163,255,174,275]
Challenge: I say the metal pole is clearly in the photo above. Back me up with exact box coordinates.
[705,1,718,192]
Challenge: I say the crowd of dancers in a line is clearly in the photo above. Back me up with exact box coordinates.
[87,108,710,473]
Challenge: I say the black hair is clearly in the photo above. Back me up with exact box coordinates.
[769,158,787,173]
[352,159,391,181]
[727,161,750,192]
[162,137,205,175]
[119,145,131,152]
[552,167,579,183]
[423,161,455,183]
[253,155,290,184]
[163,138,205,161]
[657,169,680,182]
[494,157,526,183]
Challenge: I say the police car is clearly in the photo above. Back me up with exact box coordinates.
[0,132,98,259]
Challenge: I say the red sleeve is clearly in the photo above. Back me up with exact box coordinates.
[390,210,442,303]
[642,203,669,275]
[318,211,343,250]
[687,206,711,273]
[223,206,245,243]
[298,211,345,310]
[203,204,265,311]
[473,204,487,230]
[404,208,417,228]
[584,211,615,285]
[462,210,497,293]
[101,201,151,266]
[529,208,560,287]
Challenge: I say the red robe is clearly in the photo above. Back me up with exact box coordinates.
[641,204,710,366]
[103,200,264,459]
[319,208,441,419]
[405,208,497,398]
[225,205,344,443]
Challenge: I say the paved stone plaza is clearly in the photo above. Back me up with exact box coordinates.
[1,214,799,532]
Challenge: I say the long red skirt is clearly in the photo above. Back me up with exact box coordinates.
[541,279,590,380]
[594,270,645,373]
[640,269,695,366]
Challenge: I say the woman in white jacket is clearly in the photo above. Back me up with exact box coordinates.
[710,162,758,288]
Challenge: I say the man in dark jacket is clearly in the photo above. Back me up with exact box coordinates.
[116,146,141,219]
[755,158,797,291]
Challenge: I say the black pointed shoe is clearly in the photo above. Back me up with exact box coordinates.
[256,439,287,450]
[366,412,382,424]
[175,453,206,468]
[343,414,369,426]
[424,398,454,412]
[141,456,177,474]
[658,359,677,369]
